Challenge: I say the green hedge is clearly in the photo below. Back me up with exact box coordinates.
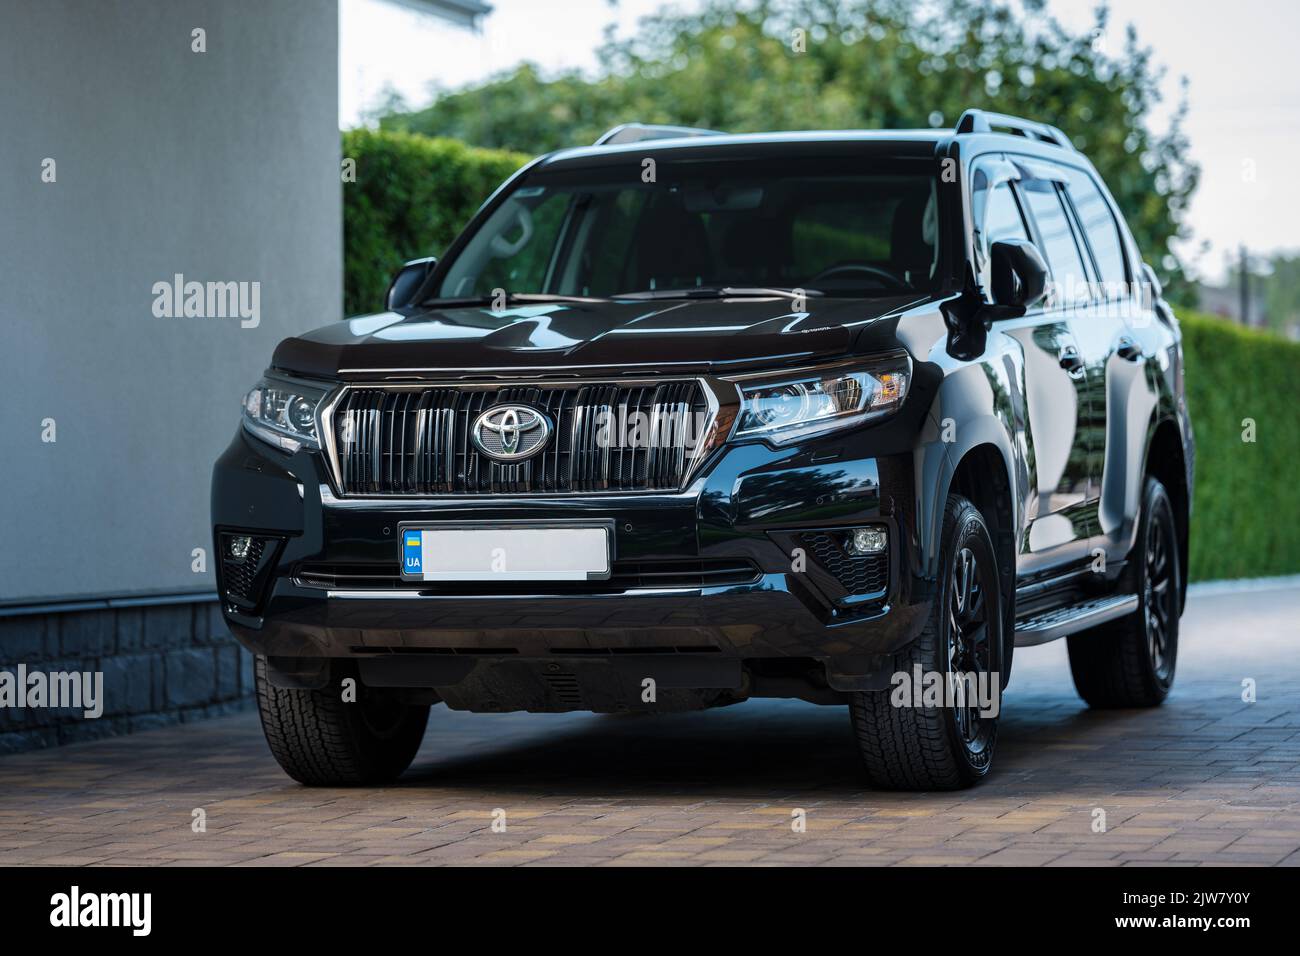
[1181,312,1300,581]
[339,130,1299,582]
[342,128,527,317]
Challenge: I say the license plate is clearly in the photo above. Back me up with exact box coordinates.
[398,523,613,582]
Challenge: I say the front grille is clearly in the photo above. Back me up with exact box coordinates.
[328,381,712,496]
[293,558,759,592]
[802,531,889,598]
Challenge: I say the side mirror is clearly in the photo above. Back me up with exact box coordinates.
[385,256,437,312]
[988,239,1048,317]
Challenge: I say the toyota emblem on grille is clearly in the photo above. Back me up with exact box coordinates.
[472,405,551,461]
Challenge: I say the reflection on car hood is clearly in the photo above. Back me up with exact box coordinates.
[272,295,930,379]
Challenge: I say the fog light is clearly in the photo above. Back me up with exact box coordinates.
[846,526,887,555]
[228,535,253,561]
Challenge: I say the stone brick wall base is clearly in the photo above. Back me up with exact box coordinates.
[0,601,253,753]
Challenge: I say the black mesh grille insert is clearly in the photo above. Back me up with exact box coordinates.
[330,382,711,496]
[218,534,281,614]
[802,531,888,598]
[221,538,265,601]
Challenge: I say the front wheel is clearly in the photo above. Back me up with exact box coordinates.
[848,494,1004,790]
[254,657,430,786]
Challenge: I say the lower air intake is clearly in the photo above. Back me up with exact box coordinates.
[802,531,889,599]
[218,533,282,614]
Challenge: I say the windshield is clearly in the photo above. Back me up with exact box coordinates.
[434,157,941,301]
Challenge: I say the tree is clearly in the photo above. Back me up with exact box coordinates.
[380,0,1198,300]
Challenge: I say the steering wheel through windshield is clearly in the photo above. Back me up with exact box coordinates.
[808,261,910,291]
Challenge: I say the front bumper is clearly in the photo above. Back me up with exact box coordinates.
[211,421,935,689]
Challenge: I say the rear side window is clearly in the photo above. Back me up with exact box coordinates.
[1065,168,1130,293]
[1021,180,1090,307]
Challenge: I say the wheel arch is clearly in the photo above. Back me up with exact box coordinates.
[1143,417,1191,611]
[934,436,1018,685]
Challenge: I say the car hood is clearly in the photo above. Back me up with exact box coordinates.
[272,295,930,379]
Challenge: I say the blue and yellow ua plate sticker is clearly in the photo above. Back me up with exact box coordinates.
[403,531,422,575]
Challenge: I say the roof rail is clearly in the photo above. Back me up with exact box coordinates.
[594,123,726,146]
[955,109,1074,151]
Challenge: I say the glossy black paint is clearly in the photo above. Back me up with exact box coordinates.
[272,293,928,379]
[212,129,1194,709]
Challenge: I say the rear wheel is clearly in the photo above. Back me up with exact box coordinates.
[1067,477,1180,707]
[848,494,1004,790]
[254,657,430,786]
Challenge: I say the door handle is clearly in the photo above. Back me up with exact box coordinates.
[1116,336,1143,361]
[1058,345,1085,375]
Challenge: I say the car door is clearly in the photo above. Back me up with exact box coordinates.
[971,157,1092,578]
[1060,165,1159,569]
[1012,166,1102,574]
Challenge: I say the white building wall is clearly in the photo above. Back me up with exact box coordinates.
[0,0,341,603]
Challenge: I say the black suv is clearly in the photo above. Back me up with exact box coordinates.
[213,111,1193,790]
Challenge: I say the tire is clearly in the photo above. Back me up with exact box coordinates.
[1067,477,1180,708]
[254,656,430,786]
[849,494,1004,790]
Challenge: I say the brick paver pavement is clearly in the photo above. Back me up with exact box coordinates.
[2,583,1298,866]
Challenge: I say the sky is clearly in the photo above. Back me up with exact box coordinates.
[339,0,1300,283]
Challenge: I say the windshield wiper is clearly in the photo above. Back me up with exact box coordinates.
[613,286,825,301]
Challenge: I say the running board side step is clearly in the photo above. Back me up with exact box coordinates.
[1014,594,1139,647]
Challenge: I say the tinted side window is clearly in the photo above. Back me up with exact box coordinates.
[1065,168,1129,293]
[1021,180,1090,306]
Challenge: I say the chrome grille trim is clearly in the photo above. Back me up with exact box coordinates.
[319,377,724,498]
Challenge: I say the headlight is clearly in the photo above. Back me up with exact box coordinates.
[729,354,911,444]
[241,375,331,452]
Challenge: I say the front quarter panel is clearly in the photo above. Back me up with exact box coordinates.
[920,323,1029,578]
